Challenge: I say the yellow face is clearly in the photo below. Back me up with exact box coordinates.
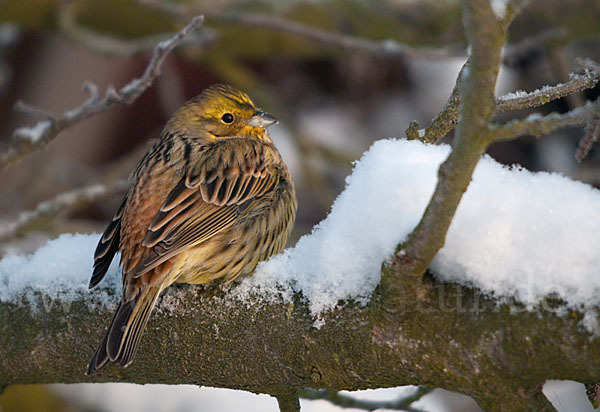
[173,84,277,141]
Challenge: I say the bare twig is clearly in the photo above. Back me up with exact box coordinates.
[212,12,456,60]
[1,15,204,170]
[139,0,460,60]
[414,63,600,144]
[576,116,600,161]
[0,180,129,242]
[57,3,215,57]
[13,101,56,121]
[298,387,430,412]
[408,61,468,143]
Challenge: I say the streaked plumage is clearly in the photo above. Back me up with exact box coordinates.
[86,84,296,374]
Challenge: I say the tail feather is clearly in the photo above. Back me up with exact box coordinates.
[86,300,131,375]
[86,331,109,375]
[86,286,162,374]
[117,295,157,366]
[105,297,137,360]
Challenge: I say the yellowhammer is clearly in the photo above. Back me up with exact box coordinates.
[86,84,297,374]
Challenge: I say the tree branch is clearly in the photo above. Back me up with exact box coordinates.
[57,3,215,57]
[490,100,600,143]
[409,63,600,144]
[1,15,204,170]
[495,72,599,112]
[210,12,455,60]
[298,387,430,411]
[0,180,129,243]
[383,0,510,298]
[1,274,598,411]
[138,0,460,60]
[576,114,600,162]
[406,61,468,142]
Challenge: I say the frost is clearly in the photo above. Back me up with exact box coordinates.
[497,89,528,101]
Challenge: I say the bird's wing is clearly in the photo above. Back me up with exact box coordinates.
[133,139,278,278]
[89,194,128,288]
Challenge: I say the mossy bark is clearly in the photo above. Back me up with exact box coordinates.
[1,273,599,411]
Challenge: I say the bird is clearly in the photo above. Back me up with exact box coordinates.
[86,84,297,374]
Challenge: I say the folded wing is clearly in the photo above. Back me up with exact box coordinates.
[133,139,278,278]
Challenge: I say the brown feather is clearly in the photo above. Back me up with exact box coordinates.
[87,84,296,373]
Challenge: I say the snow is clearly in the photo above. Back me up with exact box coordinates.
[2,139,600,332]
[14,120,51,143]
[0,233,120,310]
[235,139,600,327]
[544,381,598,412]
[46,381,594,412]
[48,383,462,412]
[234,139,444,314]
[50,384,277,412]
[490,0,509,19]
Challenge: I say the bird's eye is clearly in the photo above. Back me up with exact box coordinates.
[221,113,234,124]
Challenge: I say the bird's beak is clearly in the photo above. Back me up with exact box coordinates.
[248,110,278,128]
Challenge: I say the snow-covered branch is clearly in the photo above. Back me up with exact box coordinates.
[395,0,600,313]
[3,128,600,410]
[1,15,204,170]
[2,239,600,412]
[3,2,600,411]
[495,72,599,112]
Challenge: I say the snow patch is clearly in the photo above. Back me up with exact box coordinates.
[0,233,120,310]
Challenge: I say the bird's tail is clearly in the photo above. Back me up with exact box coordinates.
[86,285,162,374]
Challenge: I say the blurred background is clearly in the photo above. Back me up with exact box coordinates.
[1,0,599,411]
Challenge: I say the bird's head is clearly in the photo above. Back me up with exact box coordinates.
[166,84,277,142]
